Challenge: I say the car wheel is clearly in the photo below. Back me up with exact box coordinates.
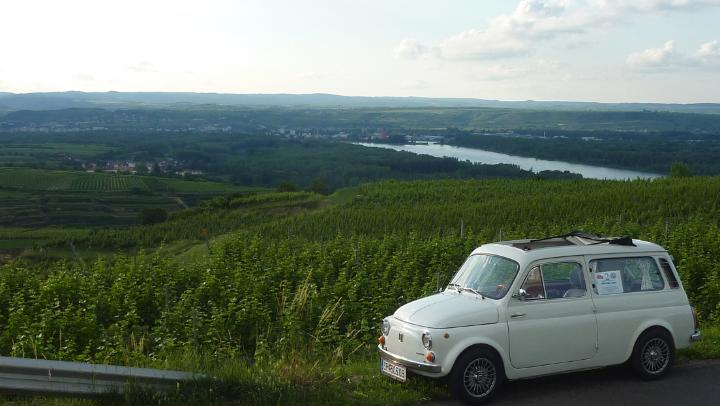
[631,329,675,380]
[449,347,503,405]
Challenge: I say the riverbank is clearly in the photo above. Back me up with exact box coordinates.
[356,142,662,180]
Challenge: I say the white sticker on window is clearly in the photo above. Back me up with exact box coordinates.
[595,270,623,295]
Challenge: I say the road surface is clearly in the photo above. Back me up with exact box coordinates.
[425,359,720,406]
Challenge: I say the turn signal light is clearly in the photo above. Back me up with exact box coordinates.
[378,335,386,345]
[425,351,435,362]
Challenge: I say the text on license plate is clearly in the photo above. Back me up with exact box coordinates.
[381,357,407,382]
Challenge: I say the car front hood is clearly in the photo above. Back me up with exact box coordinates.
[393,291,499,329]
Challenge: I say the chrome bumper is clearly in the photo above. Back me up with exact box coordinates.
[378,345,442,374]
[691,330,702,342]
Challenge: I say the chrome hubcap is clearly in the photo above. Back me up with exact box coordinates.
[641,338,670,374]
[463,357,496,398]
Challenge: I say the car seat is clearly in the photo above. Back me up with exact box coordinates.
[563,267,586,298]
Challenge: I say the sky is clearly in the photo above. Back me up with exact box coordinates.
[1,0,719,103]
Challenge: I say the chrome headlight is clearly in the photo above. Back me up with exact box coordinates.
[382,318,391,336]
[422,332,432,350]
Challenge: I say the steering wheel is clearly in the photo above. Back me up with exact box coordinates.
[495,284,508,295]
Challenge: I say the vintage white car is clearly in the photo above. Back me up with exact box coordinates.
[378,233,701,404]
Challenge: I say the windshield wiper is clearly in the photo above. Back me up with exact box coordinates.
[446,283,461,291]
[458,286,485,299]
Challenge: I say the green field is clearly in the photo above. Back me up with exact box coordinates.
[2,142,116,156]
[0,177,718,404]
[0,143,116,166]
[0,168,264,237]
[0,167,250,193]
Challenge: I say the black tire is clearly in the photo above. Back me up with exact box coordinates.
[630,328,675,380]
[449,347,504,405]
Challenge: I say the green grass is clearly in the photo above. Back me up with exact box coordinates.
[161,178,262,194]
[0,143,115,156]
[0,354,448,406]
[0,167,255,194]
[678,323,720,360]
[6,328,718,406]
[0,143,117,168]
[0,168,266,230]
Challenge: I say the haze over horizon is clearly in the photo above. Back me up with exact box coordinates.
[2,0,719,103]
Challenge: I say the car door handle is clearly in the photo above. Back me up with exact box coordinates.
[511,313,526,318]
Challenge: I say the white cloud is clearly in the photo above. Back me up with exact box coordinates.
[437,28,531,60]
[435,0,592,60]
[627,39,720,69]
[394,39,430,59]
[596,0,720,13]
[400,0,720,61]
[626,40,681,68]
[695,40,720,65]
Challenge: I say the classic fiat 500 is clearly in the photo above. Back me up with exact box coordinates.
[378,233,700,404]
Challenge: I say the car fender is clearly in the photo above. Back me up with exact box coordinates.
[624,318,676,361]
[442,323,511,377]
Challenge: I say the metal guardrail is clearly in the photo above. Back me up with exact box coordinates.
[0,356,197,395]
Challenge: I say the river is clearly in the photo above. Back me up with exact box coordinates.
[356,143,661,180]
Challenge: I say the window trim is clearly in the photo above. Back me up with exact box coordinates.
[518,260,587,301]
[519,266,546,301]
[451,253,521,300]
[657,257,680,289]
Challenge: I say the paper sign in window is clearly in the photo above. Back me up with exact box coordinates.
[595,270,623,295]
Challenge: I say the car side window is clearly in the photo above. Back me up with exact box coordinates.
[542,262,586,299]
[520,262,586,300]
[590,257,665,295]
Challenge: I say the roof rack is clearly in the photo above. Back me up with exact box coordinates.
[513,231,636,251]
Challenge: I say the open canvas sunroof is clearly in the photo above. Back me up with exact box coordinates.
[508,232,636,251]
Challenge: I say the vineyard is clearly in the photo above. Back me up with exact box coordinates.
[69,174,146,192]
[1,177,719,403]
[0,178,720,402]
[0,167,247,193]
[0,169,264,240]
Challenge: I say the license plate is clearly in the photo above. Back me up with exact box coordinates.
[381,357,407,382]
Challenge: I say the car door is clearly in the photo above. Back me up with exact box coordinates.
[586,255,673,365]
[507,258,598,369]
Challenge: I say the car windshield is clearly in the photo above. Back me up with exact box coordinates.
[448,254,519,299]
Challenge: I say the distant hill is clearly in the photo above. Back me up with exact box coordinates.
[1,91,719,113]
[3,105,720,133]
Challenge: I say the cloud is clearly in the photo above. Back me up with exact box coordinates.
[435,0,592,60]
[627,40,720,70]
[394,39,430,60]
[626,40,681,68]
[695,40,720,64]
[596,0,720,13]
[399,0,720,61]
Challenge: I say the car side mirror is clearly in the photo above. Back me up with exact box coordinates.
[513,288,528,301]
